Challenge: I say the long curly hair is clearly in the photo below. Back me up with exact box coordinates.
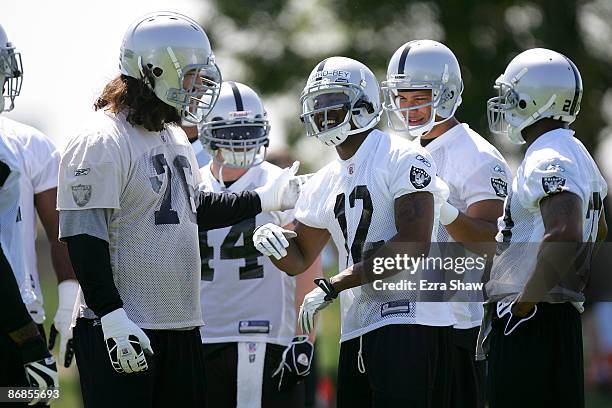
[94,74,180,132]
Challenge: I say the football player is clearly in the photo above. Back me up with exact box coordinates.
[481,48,608,407]
[381,40,512,408]
[0,245,58,407]
[0,22,76,398]
[254,56,455,407]
[1,140,58,406]
[197,81,320,408]
[56,12,300,407]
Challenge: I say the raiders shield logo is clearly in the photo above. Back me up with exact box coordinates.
[410,166,431,189]
[542,176,566,195]
[71,184,92,207]
[490,178,508,198]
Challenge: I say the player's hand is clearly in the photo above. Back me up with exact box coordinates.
[254,161,300,211]
[271,335,314,391]
[496,297,538,336]
[48,280,79,367]
[19,334,59,406]
[101,308,153,374]
[299,279,338,334]
[253,223,297,260]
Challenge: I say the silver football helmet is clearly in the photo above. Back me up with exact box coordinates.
[119,12,222,125]
[200,81,269,168]
[487,48,582,144]
[0,24,23,112]
[382,40,463,138]
[300,57,382,146]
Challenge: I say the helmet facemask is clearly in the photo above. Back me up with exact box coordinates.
[382,73,461,138]
[0,44,22,112]
[300,84,365,146]
[153,56,221,125]
[487,70,558,145]
[200,113,270,168]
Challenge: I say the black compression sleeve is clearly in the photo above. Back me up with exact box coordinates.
[65,234,122,317]
[0,243,34,333]
[197,190,262,231]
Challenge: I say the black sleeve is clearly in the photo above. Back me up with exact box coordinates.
[197,190,262,231]
[65,234,123,317]
[0,243,33,333]
[0,160,10,187]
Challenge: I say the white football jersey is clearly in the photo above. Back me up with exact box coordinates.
[199,162,296,346]
[295,130,455,342]
[58,111,203,329]
[488,129,608,301]
[0,117,59,323]
[0,134,35,308]
[423,123,511,329]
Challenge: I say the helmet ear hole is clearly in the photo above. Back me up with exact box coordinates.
[152,67,163,77]
[518,99,527,109]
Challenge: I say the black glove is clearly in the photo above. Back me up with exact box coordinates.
[496,298,538,336]
[48,324,75,368]
[271,336,314,391]
[20,335,59,405]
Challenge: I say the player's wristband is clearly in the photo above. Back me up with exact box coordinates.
[440,201,460,226]
[314,278,338,301]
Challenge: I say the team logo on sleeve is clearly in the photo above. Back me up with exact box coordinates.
[71,184,92,207]
[490,178,508,197]
[410,166,431,189]
[542,176,566,195]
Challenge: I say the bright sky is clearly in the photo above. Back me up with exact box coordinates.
[2,0,205,148]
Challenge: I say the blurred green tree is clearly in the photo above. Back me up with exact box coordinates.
[206,0,612,156]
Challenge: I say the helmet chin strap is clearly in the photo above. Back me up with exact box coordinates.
[218,163,226,190]
[510,94,557,144]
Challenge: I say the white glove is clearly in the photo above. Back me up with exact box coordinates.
[299,287,333,334]
[254,161,300,211]
[439,201,459,226]
[253,223,297,260]
[49,279,79,367]
[101,308,154,374]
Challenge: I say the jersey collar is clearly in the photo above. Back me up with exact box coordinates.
[337,129,380,168]
[201,162,257,193]
[419,122,465,153]
[526,128,575,156]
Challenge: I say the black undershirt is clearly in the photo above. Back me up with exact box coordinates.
[420,137,435,147]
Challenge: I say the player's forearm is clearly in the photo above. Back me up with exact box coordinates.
[197,190,262,230]
[515,233,581,311]
[446,212,498,242]
[64,234,123,317]
[330,237,431,293]
[271,241,311,276]
[50,240,77,282]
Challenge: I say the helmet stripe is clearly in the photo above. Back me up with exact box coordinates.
[397,44,412,75]
[228,81,244,111]
[564,57,581,116]
[316,58,328,74]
